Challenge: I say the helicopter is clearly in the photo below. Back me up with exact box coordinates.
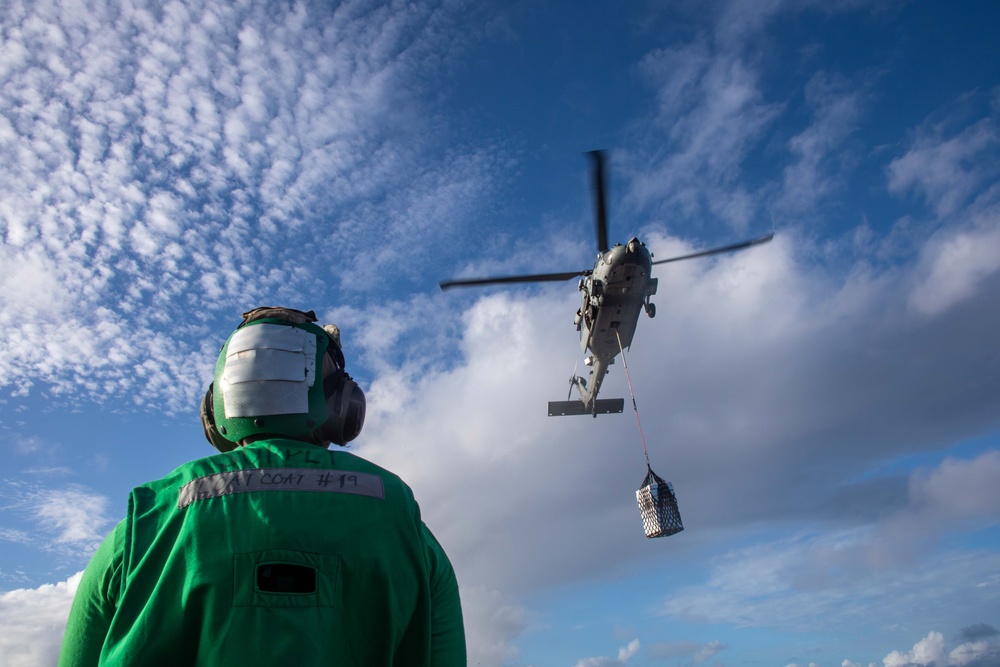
[440,151,774,417]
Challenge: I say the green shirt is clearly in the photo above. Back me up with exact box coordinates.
[60,439,465,666]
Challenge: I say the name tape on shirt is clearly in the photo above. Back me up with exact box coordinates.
[178,468,385,508]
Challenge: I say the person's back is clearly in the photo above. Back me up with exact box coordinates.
[60,307,465,666]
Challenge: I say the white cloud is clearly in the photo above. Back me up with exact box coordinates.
[892,96,1000,316]
[876,630,1000,667]
[908,216,1000,316]
[627,1,878,234]
[661,451,1000,631]
[575,639,640,667]
[34,486,111,548]
[0,0,498,412]
[0,529,32,548]
[888,119,1000,217]
[1,483,110,560]
[461,586,527,667]
[631,41,782,229]
[883,632,946,667]
[0,572,80,667]
[780,72,866,215]
[906,451,1000,523]
[693,640,725,664]
[947,641,995,667]
[863,451,1000,562]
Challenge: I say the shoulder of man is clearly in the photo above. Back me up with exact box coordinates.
[129,441,417,507]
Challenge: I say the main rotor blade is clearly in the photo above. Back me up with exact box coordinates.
[651,232,774,266]
[587,150,609,253]
[440,269,590,290]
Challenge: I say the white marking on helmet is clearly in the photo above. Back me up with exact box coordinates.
[221,324,317,417]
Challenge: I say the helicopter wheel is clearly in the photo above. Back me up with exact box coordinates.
[645,302,656,318]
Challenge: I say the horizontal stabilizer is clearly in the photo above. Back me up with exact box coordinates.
[547,398,625,417]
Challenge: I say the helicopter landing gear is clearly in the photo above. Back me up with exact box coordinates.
[644,300,656,318]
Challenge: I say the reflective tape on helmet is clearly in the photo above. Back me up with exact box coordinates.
[220,324,317,417]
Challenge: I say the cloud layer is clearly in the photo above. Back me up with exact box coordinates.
[1,0,999,665]
[0,573,79,667]
[0,0,496,412]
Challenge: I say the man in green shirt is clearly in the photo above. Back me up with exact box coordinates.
[60,307,466,666]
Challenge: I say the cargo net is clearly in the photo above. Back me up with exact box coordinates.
[636,467,684,538]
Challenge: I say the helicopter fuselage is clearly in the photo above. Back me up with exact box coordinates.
[578,237,657,355]
[571,237,657,410]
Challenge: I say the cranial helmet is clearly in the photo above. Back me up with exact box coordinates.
[200,307,366,451]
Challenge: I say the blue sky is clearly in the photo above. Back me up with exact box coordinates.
[1,0,999,665]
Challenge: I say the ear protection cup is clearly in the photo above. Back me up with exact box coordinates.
[200,383,239,453]
[319,368,366,446]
